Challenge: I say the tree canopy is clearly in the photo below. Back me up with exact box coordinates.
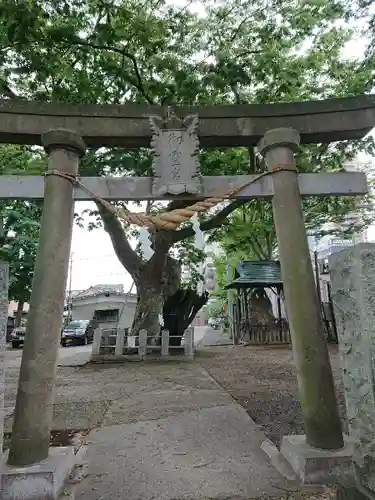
[0,200,41,308]
[0,145,44,314]
[0,0,374,335]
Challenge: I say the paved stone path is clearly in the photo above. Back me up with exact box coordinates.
[194,326,231,346]
[4,345,92,419]
[5,344,92,369]
[70,364,293,499]
[4,348,296,499]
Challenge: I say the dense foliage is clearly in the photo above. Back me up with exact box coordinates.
[0,145,44,320]
[0,0,374,335]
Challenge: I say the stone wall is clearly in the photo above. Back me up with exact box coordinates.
[329,243,375,496]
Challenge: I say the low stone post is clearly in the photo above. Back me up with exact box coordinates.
[329,244,375,497]
[161,329,169,357]
[0,262,8,455]
[8,130,86,467]
[184,327,194,358]
[115,328,126,356]
[138,329,147,358]
[259,128,343,453]
[92,328,102,357]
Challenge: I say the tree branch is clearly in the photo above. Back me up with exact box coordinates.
[265,232,273,260]
[0,79,22,99]
[172,199,247,243]
[248,235,267,260]
[230,83,242,104]
[145,200,154,214]
[147,229,174,279]
[311,143,329,170]
[95,202,142,276]
[230,16,251,42]
[64,38,155,104]
[166,199,196,212]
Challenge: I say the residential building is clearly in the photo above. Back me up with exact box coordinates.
[314,233,368,303]
[70,284,137,330]
[8,301,29,318]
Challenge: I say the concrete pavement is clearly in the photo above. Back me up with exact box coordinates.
[4,345,92,419]
[75,406,290,500]
[3,346,297,499]
[5,344,92,368]
[194,326,231,347]
[64,363,293,500]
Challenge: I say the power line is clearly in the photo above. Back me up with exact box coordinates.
[67,253,73,321]
[81,272,130,277]
[70,254,117,262]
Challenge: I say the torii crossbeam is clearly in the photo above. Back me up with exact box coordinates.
[0,95,372,201]
[0,171,367,200]
[0,94,374,147]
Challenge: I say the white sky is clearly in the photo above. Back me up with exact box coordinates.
[70,201,134,291]
[68,4,375,292]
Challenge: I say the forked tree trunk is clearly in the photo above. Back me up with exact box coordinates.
[131,284,164,342]
[163,289,209,346]
[98,204,205,343]
[131,255,182,343]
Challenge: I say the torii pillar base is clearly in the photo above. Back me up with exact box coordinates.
[280,434,355,485]
[0,446,84,500]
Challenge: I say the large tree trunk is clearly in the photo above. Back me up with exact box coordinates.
[97,204,206,344]
[15,299,24,327]
[97,204,179,343]
[132,284,164,341]
[163,289,209,346]
[249,289,275,328]
[131,254,182,343]
[245,288,287,342]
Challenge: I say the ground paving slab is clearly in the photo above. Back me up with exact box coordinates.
[72,405,291,500]
[60,363,295,499]
[4,355,298,499]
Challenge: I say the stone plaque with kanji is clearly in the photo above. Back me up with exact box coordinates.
[149,112,201,196]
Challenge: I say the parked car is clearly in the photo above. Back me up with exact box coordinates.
[7,316,15,343]
[208,317,219,330]
[10,326,26,349]
[61,320,95,347]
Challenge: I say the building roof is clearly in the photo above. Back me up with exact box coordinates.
[226,260,283,290]
[73,284,125,300]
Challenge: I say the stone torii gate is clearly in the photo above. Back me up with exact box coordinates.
[0,95,374,498]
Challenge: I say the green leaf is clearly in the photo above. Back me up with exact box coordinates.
[0,0,374,301]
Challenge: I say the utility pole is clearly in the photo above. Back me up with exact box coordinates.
[310,236,322,306]
[313,249,322,306]
[225,254,236,344]
[0,262,8,455]
[67,252,73,322]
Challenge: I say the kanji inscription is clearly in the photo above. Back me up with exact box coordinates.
[149,111,201,196]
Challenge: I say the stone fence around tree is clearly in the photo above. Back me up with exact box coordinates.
[91,327,194,362]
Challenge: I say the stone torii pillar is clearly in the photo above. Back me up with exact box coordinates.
[7,130,86,467]
[259,128,349,482]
